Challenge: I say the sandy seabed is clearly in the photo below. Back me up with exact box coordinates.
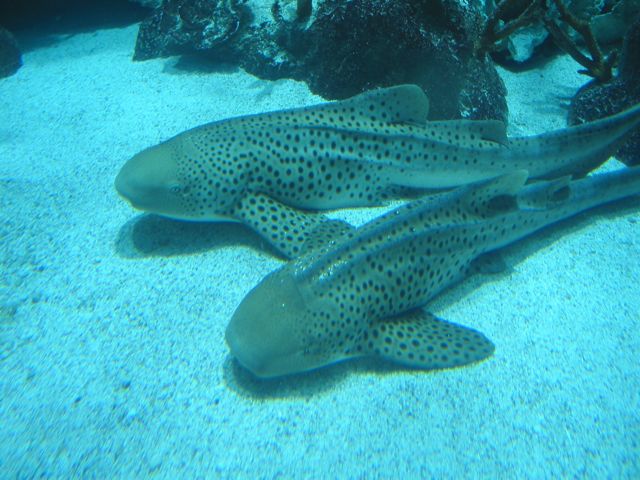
[0,25,638,478]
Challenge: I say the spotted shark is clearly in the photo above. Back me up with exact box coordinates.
[226,166,640,378]
[115,85,640,258]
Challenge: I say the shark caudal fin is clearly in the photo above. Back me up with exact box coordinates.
[518,102,640,179]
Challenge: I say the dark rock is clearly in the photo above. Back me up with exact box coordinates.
[0,27,22,78]
[458,57,507,121]
[0,0,149,31]
[271,0,506,121]
[134,0,251,61]
[135,0,507,121]
[129,0,162,7]
[569,15,640,166]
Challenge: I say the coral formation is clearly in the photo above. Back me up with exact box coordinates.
[480,0,639,63]
[478,0,622,81]
[570,14,640,166]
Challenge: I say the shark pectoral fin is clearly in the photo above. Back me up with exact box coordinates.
[470,251,511,275]
[298,219,354,255]
[354,310,494,370]
[330,84,430,124]
[234,192,353,259]
[519,176,571,210]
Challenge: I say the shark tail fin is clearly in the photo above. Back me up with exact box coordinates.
[526,102,640,179]
[353,310,494,370]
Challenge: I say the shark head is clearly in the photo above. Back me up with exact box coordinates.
[115,142,191,218]
[115,138,238,222]
[226,267,341,378]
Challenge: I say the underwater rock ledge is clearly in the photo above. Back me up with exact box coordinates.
[133,0,508,122]
[0,27,22,78]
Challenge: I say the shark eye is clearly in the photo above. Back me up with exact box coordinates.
[169,184,183,195]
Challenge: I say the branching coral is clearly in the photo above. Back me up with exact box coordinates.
[477,0,617,82]
[543,0,616,81]
[476,0,543,54]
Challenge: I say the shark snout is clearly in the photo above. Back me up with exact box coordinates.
[114,158,155,211]
[114,143,182,213]
[226,269,312,378]
[114,161,137,204]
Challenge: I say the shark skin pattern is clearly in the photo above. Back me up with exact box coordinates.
[115,84,640,258]
[225,167,640,378]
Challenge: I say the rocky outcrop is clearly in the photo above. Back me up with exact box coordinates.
[134,0,508,121]
[129,0,162,7]
[0,1,152,30]
[569,14,640,166]
[0,27,21,78]
[134,0,250,61]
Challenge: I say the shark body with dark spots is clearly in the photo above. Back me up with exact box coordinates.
[226,167,640,378]
[115,84,640,258]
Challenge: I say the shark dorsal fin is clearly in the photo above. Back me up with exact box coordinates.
[459,169,529,219]
[419,119,509,147]
[254,85,430,130]
[332,84,430,124]
[518,176,571,210]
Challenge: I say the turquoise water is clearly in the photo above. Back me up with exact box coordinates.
[1,22,638,479]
